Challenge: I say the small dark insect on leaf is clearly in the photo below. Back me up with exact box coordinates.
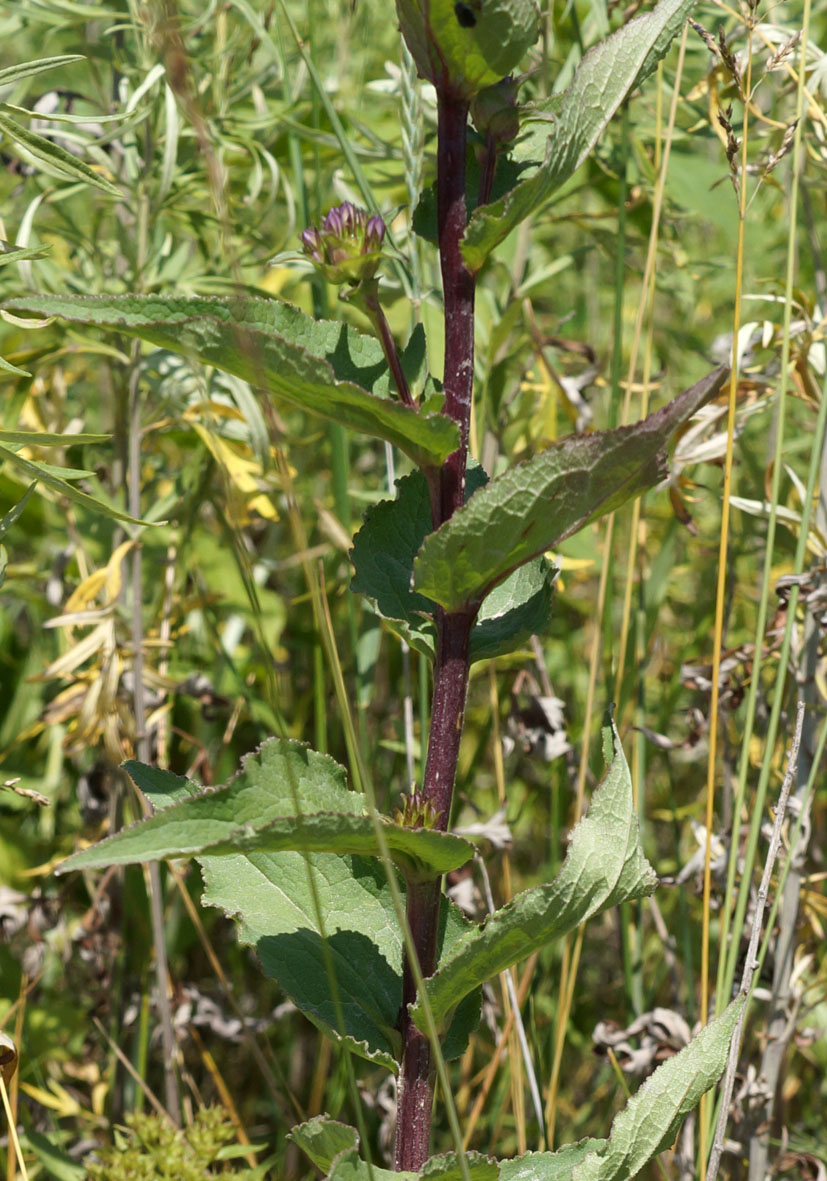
[455,2,478,28]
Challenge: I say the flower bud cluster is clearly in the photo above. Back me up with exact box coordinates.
[300,202,386,285]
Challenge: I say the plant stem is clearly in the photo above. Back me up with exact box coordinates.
[394,88,476,1172]
[363,287,416,408]
[435,92,474,525]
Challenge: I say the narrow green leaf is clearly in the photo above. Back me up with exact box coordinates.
[0,443,156,526]
[23,1130,85,1181]
[288,1116,359,1174]
[0,240,51,267]
[0,354,31,376]
[61,741,473,878]
[0,56,86,90]
[0,108,121,197]
[411,720,657,1032]
[570,997,745,1180]
[3,295,459,468]
[0,430,109,446]
[461,0,697,270]
[397,0,539,98]
[0,482,36,542]
[351,466,555,662]
[413,367,727,612]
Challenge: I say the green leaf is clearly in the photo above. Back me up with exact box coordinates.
[461,0,698,270]
[0,443,156,526]
[0,241,51,268]
[201,849,479,1069]
[58,741,480,1065]
[421,1153,498,1179]
[327,1152,411,1181]
[60,741,473,879]
[411,718,657,1032]
[3,295,459,468]
[0,430,109,446]
[0,482,36,542]
[0,56,86,90]
[0,108,121,197]
[24,1129,86,1181]
[0,353,31,376]
[351,466,555,662]
[397,0,539,99]
[413,367,727,611]
[499,1141,608,1180]
[570,997,744,1180]
[123,761,201,812]
[288,1117,360,1174]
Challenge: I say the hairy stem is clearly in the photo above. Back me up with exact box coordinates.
[394,89,476,1172]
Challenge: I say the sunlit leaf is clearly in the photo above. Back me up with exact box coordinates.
[462,0,698,270]
[0,107,121,196]
[397,0,539,98]
[570,997,744,1180]
[412,719,657,1031]
[58,739,473,879]
[413,368,727,611]
[3,294,459,468]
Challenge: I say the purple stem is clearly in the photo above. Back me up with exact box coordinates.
[394,90,477,1172]
[364,288,416,409]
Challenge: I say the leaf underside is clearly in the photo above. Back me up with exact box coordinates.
[59,742,479,1069]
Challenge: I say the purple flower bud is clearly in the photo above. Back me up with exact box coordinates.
[323,205,345,237]
[299,227,322,260]
[300,203,387,284]
[364,215,387,253]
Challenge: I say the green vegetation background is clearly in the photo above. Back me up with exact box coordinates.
[0,0,825,1176]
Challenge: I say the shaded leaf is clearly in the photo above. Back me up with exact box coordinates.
[412,719,657,1031]
[413,368,727,611]
[0,482,37,541]
[351,466,555,662]
[461,0,698,270]
[3,294,459,468]
[288,1116,360,1174]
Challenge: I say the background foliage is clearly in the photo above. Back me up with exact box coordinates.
[1,0,825,1176]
